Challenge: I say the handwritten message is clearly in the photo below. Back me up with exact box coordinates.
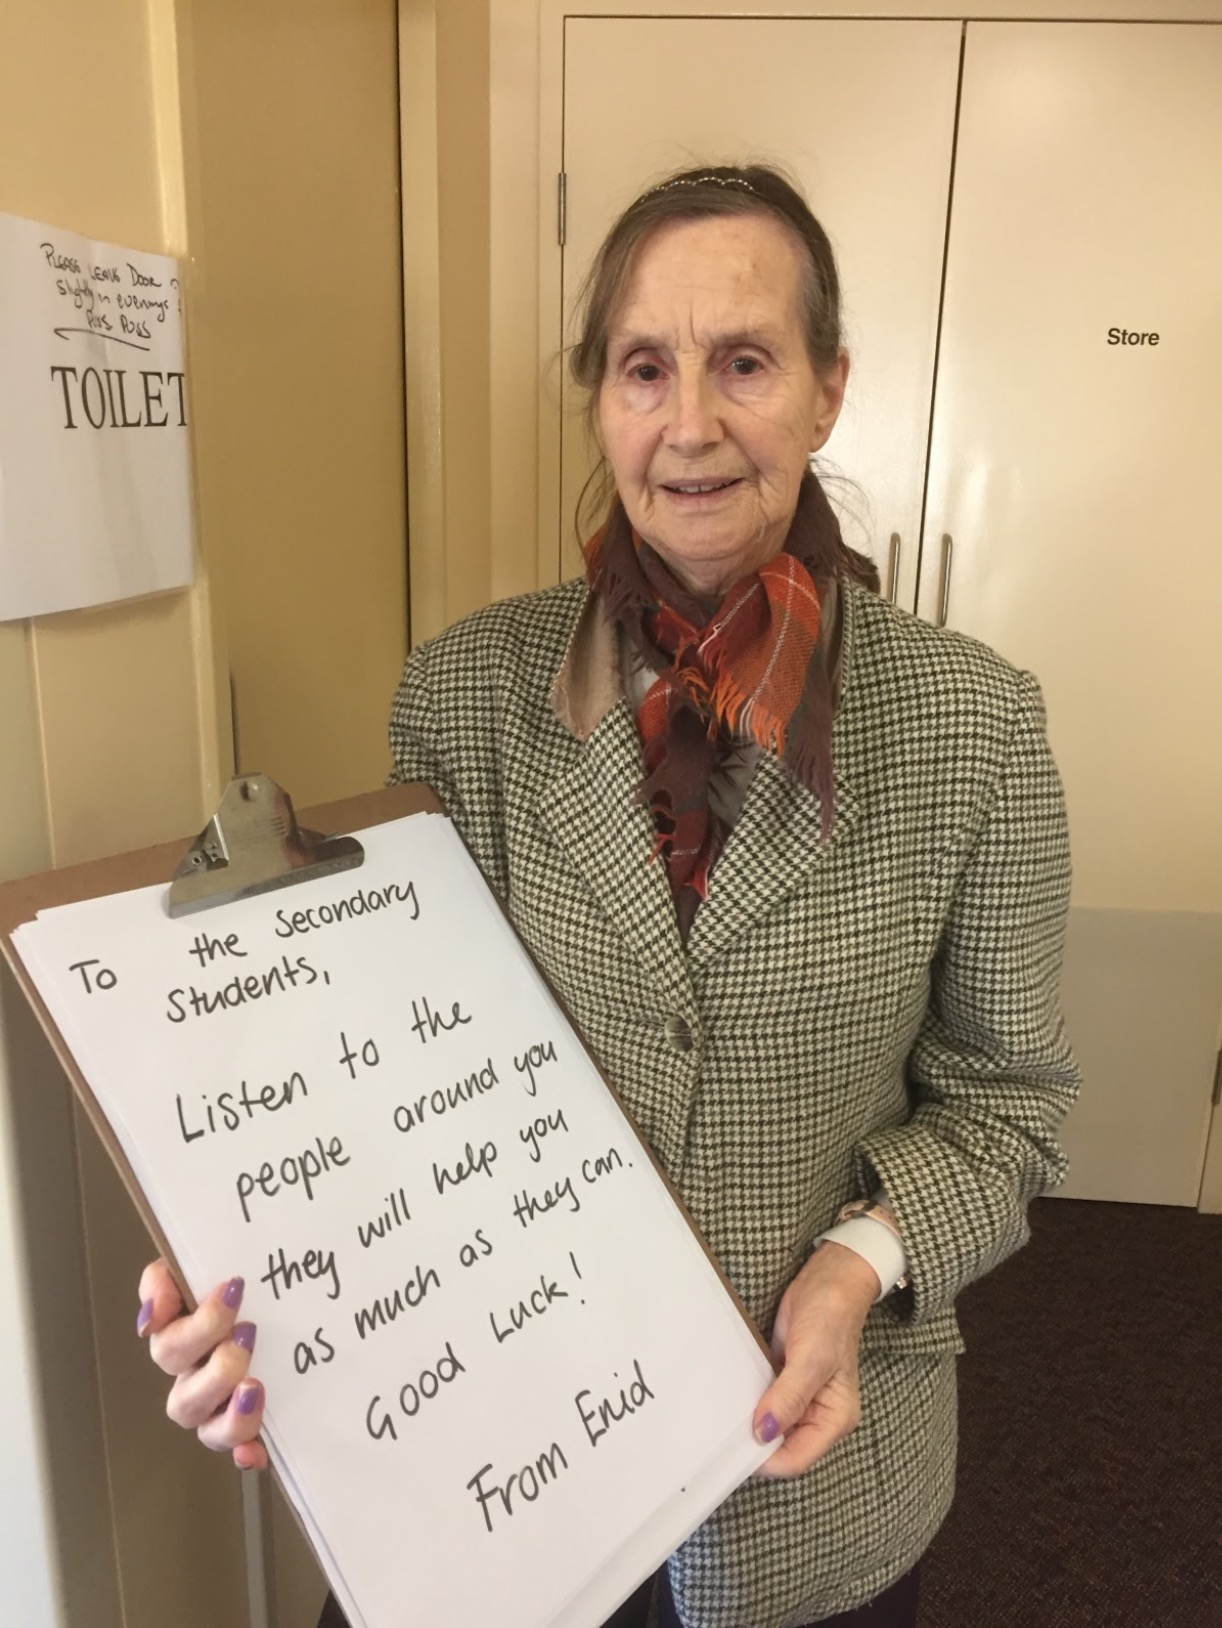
[0,209,193,620]
[13,813,774,1628]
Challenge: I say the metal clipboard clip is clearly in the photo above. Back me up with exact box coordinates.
[167,774,364,918]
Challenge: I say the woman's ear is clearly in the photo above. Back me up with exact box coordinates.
[810,349,850,453]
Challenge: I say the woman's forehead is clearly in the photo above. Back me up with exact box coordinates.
[609,213,806,348]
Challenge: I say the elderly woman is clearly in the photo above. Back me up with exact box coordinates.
[138,165,1079,1628]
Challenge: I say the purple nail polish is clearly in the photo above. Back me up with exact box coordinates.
[222,1277,245,1310]
[236,1382,262,1417]
[756,1412,781,1445]
[232,1321,257,1354]
[136,1298,154,1336]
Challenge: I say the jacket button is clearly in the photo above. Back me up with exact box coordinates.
[664,1015,693,1052]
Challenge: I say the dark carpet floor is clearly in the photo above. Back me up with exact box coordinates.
[919,1198,1222,1628]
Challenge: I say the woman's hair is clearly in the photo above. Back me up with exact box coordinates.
[570,163,842,391]
[567,162,878,592]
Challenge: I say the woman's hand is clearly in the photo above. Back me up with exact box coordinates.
[751,1241,879,1479]
[137,1258,268,1471]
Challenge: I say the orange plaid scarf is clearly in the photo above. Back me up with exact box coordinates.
[585,475,842,925]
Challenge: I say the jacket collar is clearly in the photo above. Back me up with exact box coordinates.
[548,588,623,741]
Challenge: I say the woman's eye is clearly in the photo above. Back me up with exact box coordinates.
[630,363,663,383]
[728,355,763,376]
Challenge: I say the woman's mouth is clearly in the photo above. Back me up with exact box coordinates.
[658,477,743,499]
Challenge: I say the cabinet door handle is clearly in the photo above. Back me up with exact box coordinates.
[886,532,901,603]
[937,533,954,627]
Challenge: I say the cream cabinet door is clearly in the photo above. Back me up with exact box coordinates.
[560,16,962,601]
[920,22,1222,1203]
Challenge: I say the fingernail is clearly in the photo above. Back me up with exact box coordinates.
[136,1298,154,1336]
[235,1381,263,1417]
[222,1277,245,1310]
[231,1322,257,1355]
[756,1412,781,1444]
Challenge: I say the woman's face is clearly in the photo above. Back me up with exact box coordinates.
[597,212,847,597]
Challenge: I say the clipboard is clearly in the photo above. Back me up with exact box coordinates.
[0,775,776,1628]
[0,779,441,1296]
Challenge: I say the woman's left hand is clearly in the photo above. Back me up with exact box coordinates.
[751,1241,880,1479]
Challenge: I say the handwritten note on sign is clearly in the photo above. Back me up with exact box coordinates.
[12,813,774,1628]
[0,209,193,621]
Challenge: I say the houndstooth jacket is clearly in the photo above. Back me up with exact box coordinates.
[388,574,1080,1628]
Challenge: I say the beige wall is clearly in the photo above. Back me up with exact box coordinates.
[1,1,408,1623]
[178,0,408,805]
[0,2,240,1624]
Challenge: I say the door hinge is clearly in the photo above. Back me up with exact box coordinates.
[557,172,567,248]
[1213,1047,1222,1110]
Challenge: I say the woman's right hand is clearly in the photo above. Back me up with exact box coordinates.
[137,1258,268,1471]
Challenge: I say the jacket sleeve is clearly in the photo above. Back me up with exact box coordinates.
[386,638,467,822]
[853,669,1082,1323]
[385,629,513,902]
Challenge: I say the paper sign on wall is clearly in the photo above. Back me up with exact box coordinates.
[0,210,194,621]
[11,812,775,1628]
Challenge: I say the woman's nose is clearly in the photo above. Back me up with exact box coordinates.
[665,369,723,455]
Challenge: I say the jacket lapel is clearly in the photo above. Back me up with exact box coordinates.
[684,755,859,969]
[536,698,695,1006]
[685,574,866,967]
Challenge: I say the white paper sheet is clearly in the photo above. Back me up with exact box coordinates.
[13,813,775,1627]
[0,209,194,621]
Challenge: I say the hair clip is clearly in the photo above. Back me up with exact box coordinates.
[640,173,759,200]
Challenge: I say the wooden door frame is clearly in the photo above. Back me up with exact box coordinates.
[401,0,542,645]
[399,0,445,645]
